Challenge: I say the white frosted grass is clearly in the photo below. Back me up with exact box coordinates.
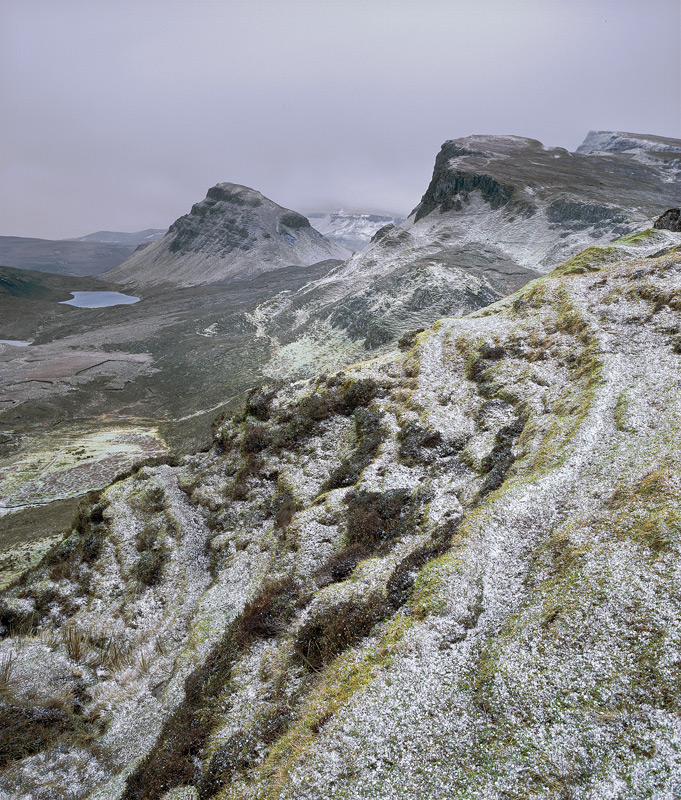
[59,291,140,308]
[2,239,680,798]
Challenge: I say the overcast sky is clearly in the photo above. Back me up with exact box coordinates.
[2,0,679,239]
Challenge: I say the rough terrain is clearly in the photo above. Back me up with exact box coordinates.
[238,131,681,371]
[0,225,680,798]
[2,131,679,589]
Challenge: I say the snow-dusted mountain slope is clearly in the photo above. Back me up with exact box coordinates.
[1,226,680,799]
[132,131,674,395]
[245,132,681,372]
[335,131,681,287]
[576,129,681,158]
[106,184,351,288]
[307,210,405,251]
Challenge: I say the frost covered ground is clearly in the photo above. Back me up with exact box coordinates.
[0,228,680,799]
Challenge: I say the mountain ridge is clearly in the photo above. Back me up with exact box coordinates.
[66,229,166,245]
[0,236,139,277]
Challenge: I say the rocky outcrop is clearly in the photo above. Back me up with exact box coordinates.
[654,208,681,232]
[105,184,350,288]
[404,133,681,271]
[1,227,680,798]
[414,162,516,221]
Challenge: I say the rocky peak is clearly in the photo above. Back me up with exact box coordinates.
[166,183,311,255]
[105,184,350,288]
[205,182,265,206]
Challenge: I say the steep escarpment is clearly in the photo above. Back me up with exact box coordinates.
[106,184,350,288]
[248,131,681,379]
[1,226,680,799]
[406,132,681,271]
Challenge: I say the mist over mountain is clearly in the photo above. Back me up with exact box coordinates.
[307,210,406,251]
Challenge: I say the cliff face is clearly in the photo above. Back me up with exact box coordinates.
[256,132,680,372]
[105,184,350,288]
[407,131,681,272]
[1,226,680,799]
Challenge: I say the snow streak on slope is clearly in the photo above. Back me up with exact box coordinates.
[307,210,405,251]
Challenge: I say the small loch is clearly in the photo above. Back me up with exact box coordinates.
[0,340,32,347]
[60,291,140,308]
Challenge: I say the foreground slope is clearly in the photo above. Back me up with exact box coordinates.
[0,226,680,799]
[106,184,350,288]
[0,259,348,580]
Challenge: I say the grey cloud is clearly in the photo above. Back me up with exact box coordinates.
[1,0,679,238]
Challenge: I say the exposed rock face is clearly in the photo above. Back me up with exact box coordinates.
[414,164,515,220]
[105,183,350,288]
[405,132,681,271]
[1,228,680,798]
[655,208,681,232]
[250,131,679,378]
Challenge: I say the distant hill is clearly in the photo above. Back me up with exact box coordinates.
[105,183,351,287]
[66,229,166,245]
[0,236,138,277]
